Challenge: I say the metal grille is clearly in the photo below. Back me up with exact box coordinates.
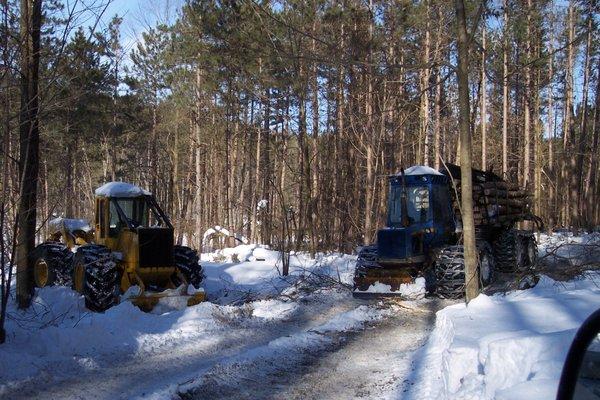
[138,227,174,268]
[377,229,407,260]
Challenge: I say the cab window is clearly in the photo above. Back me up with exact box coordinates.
[389,185,431,225]
[407,186,430,223]
[109,201,123,237]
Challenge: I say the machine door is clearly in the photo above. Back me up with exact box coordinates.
[431,185,455,230]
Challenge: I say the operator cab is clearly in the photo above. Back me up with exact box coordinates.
[378,166,455,264]
[94,182,175,270]
[94,182,172,239]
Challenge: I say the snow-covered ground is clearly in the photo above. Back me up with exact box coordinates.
[1,233,599,400]
[408,233,600,400]
[538,231,600,270]
[0,245,440,399]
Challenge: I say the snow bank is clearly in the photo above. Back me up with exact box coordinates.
[0,284,316,393]
[202,226,249,245]
[0,244,361,395]
[409,271,600,399]
[201,244,356,304]
[0,287,220,387]
[538,232,600,268]
[94,182,150,197]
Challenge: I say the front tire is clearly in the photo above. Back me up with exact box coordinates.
[72,245,119,312]
[31,243,73,287]
[173,245,203,288]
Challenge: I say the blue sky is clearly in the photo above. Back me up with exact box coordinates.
[97,0,184,54]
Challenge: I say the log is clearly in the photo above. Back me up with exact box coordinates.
[482,188,531,198]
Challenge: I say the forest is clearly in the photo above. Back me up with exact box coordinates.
[1,2,600,396]
[1,0,599,258]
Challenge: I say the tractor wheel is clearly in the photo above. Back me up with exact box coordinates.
[356,245,379,268]
[493,229,534,272]
[525,234,538,267]
[352,246,380,292]
[31,242,73,287]
[434,246,466,299]
[478,241,495,287]
[434,243,495,299]
[173,245,204,288]
[72,245,119,312]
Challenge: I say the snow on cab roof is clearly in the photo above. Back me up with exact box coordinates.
[95,182,151,197]
[397,165,443,176]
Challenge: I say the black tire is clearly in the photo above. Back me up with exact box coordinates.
[356,245,379,268]
[31,242,73,287]
[353,245,379,292]
[524,234,538,266]
[434,246,466,299]
[434,243,495,299]
[173,245,203,288]
[478,241,495,287]
[493,229,535,272]
[72,245,119,312]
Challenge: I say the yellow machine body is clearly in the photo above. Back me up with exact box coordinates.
[64,189,206,311]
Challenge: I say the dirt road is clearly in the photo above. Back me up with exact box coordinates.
[182,298,447,400]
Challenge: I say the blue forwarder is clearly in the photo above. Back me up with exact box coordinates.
[353,164,543,298]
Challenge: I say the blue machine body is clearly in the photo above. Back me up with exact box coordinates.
[376,171,456,266]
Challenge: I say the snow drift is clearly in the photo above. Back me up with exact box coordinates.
[409,271,600,400]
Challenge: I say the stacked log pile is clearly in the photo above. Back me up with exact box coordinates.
[442,164,532,229]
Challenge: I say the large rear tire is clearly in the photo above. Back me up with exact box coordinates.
[493,229,536,272]
[478,241,495,287]
[31,243,73,287]
[434,243,495,299]
[173,245,203,288]
[72,245,119,312]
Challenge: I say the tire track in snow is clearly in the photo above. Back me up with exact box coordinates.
[181,299,448,400]
[1,293,369,400]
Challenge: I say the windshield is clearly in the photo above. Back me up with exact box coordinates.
[389,185,431,225]
[109,196,170,236]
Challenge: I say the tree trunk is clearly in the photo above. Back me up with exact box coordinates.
[455,0,479,302]
[563,2,575,226]
[310,16,319,255]
[419,2,431,165]
[502,0,509,177]
[575,13,592,227]
[363,0,375,244]
[194,68,203,250]
[547,34,555,226]
[586,60,600,223]
[434,69,442,169]
[522,1,531,189]
[16,0,42,309]
[480,26,487,171]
